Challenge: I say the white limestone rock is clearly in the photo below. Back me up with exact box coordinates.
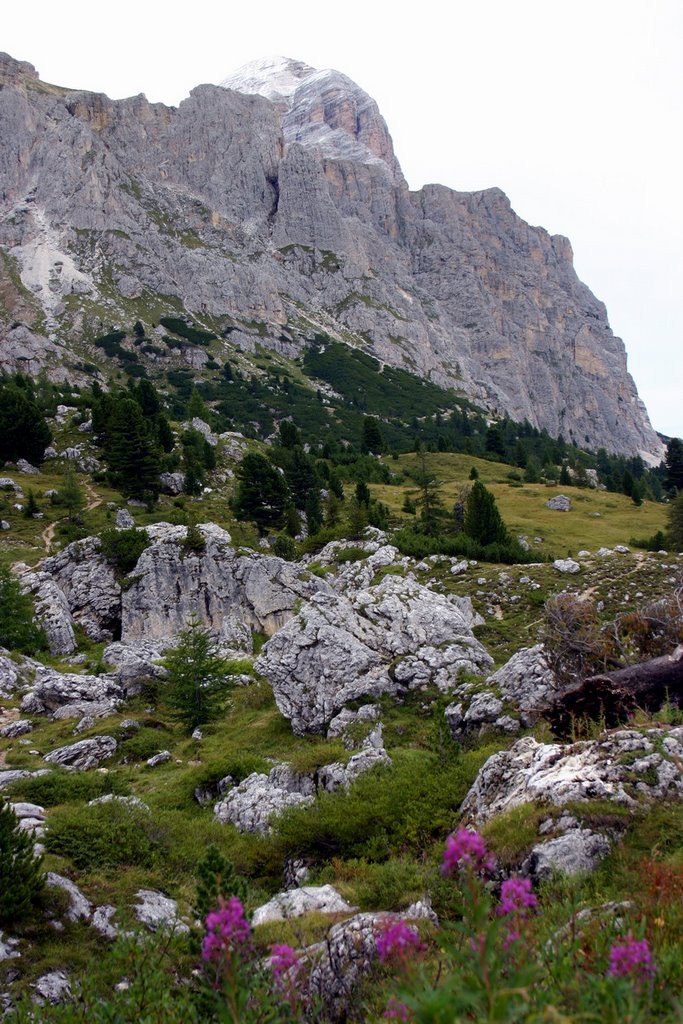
[43,735,117,770]
[132,890,189,933]
[554,558,581,574]
[546,495,572,511]
[214,765,315,834]
[252,885,356,926]
[461,727,683,823]
[33,971,71,1005]
[46,872,93,922]
[523,829,611,882]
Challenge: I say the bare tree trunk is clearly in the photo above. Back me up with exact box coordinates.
[547,646,683,737]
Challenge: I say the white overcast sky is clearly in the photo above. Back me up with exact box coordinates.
[4,0,682,439]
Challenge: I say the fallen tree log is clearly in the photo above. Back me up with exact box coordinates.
[546,645,683,737]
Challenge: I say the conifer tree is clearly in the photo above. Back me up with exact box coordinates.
[0,798,44,923]
[0,564,45,654]
[464,480,510,546]
[161,621,232,733]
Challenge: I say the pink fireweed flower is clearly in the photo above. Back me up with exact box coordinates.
[384,996,412,1021]
[270,943,299,981]
[202,897,251,962]
[376,920,423,964]
[608,934,655,980]
[442,827,496,876]
[498,877,538,917]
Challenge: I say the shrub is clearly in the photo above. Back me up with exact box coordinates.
[99,527,150,574]
[7,770,126,807]
[46,801,162,870]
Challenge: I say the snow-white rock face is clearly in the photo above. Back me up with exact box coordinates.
[257,573,492,735]
[222,57,405,185]
[252,884,356,926]
[461,727,683,824]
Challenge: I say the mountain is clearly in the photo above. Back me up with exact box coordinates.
[0,51,662,459]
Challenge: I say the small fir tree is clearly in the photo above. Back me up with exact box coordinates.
[160,620,233,733]
[0,564,45,654]
[0,798,44,924]
[463,480,510,546]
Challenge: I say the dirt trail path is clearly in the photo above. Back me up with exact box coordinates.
[40,482,102,554]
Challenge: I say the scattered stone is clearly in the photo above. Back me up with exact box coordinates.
[33,971,71,1006]
[91,904,119,940]
[613,545,630,554]
[16,459,40,474]
[0,520,9,530]
[159,472,186,496]
[115,508,135,529]
[0,931,21,962]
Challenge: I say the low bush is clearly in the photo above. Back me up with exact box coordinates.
[45,801,163,870]
[7,770,127,807]
[99,527,151,574]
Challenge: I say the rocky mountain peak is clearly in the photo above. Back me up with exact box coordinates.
[221,57,405,185]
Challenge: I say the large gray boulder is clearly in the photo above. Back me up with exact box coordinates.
[43,735,117,770]
[252,885,355,926]
[255,591,393,735]
[20,666,122,718]
[121,523,327,645]
[523,829,611,882]
[257,574,491,734]
[487,644,559,722]
[214,765,315,834]
[461,727,683,823]
[42,537,121,641]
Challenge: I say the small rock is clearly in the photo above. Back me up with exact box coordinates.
[146,750,171,768]
[553,558,580,574]
[132,889,189,933]
[115,508,135,529]
[0,719,33,738]
[546,495,571,511]
[33,970,71,1006]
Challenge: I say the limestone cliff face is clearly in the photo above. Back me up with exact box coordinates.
[0,52,662,457]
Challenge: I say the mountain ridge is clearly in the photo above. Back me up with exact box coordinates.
[0,51,663,461]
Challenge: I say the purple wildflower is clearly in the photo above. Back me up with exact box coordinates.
[384,996,412,1021]
[270,943,299,981]
[442,828,496,876]
[376,920,423,964]
[608,934,655,980]
[201,897,251,962]
[498,877,538,917]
